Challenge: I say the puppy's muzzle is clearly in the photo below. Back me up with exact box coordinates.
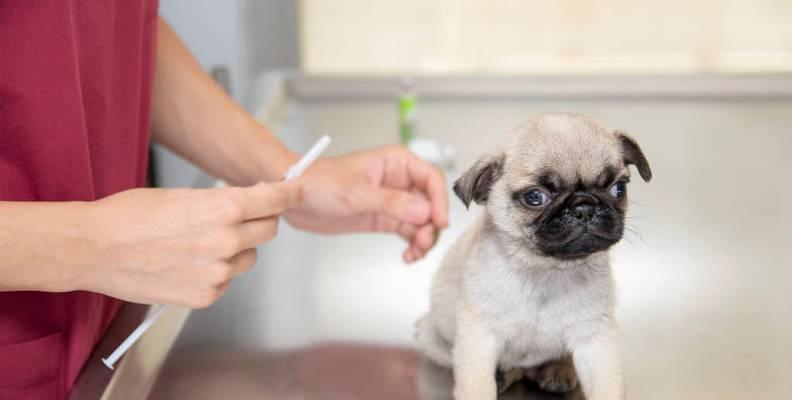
[535,191,623,259]
[568,192,598,223]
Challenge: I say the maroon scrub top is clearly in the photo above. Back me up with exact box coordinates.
[0,1,159,398]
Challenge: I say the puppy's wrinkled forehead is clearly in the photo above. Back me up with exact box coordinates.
[502,114,622,185]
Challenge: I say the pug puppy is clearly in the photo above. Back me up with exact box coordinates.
[415,113,651,400]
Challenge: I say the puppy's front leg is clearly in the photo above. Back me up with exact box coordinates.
[452,305,500,400]
[571,329,624,400]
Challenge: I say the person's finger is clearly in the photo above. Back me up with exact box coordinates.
[413,225,436,250]
[211,281,231,304]
[373,214,418,242]
[405,153,449,229]
[397,222,419,244]
[234,182,304,220]
[406,224,436,262]
[227,247,258,277]
[403,240,418,263]
[373,214,427,263]
[414,224,437,253]
[237,217,278,249]
[187,280,232,309]
[215,280,231,293]
[403,248,414,263]
[365,188,431,226]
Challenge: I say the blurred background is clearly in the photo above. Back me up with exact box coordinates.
[96,1,792,399]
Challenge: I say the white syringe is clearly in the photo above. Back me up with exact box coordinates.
[283,135,331,182]
[102,135,332,369]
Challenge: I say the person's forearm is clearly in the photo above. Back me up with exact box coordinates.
[0,202,89,292]
[0,181,303,304]
[150,18,296,186]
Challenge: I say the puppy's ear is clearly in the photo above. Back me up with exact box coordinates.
[615,130,652,182]
[453,153,505,208]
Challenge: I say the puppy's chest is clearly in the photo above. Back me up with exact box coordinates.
[472,274,598,367]
[489,295,573,367]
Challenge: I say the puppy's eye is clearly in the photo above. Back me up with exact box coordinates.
[520,189,551,207]
[609,181,627,198]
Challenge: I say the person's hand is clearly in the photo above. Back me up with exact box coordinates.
[73,182,303,308]
[284,145,448,263]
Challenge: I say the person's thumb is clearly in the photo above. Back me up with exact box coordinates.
[366,188,431,226]
[237,181,304,220]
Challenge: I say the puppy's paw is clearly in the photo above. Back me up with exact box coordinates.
[537,359,578,393]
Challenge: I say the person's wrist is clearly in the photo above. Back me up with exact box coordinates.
[24,203,79,292]
[53,201,103,293]
[273,146,300,181]
[232,119,298,184]
[254,141,299,183]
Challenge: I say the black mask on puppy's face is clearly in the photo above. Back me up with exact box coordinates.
[523,170,628,259]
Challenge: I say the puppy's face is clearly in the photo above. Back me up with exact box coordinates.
[454,113,652,260]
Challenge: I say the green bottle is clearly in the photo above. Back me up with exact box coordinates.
[398,77,417,145]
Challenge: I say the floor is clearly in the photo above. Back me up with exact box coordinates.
[148,96,792,399]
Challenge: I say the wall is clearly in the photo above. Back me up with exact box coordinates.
[300,0,792,75]
[155,0,300,188]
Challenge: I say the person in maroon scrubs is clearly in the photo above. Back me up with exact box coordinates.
[0,2,447,399]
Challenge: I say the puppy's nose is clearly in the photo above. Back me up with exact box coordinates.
[572,203,595,222]
[568,192,598,222]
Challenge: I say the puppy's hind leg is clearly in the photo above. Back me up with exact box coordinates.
[415,314,453,368]
[536,355,578,394]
